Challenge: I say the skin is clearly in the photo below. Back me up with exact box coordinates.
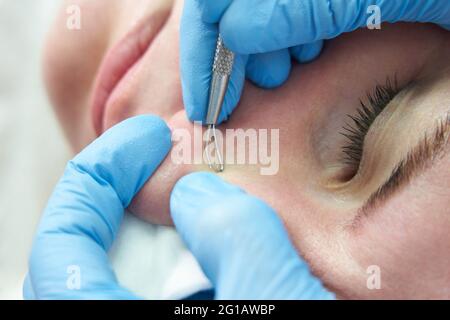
[44,0,450,299]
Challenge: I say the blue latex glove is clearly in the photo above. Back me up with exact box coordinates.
[181,0,450,123]
[171,172,335,299]
[23,115,172,299]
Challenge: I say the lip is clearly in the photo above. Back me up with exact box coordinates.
[90,11,169,136]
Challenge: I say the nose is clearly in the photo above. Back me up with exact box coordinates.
[129,110,199,225]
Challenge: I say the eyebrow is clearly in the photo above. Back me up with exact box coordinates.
[357,113,450,218]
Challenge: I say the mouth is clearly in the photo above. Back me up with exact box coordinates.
[90,10,169,136]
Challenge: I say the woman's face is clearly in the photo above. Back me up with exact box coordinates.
[45,0,450,299]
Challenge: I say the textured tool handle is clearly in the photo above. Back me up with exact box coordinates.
[213,35,235,76]
[206,35,235,125]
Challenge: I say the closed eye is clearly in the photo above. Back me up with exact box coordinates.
[340,77,400,178]
[358,113,450,217]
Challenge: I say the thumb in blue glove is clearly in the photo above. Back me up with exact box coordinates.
[181,0,450,123]
[24,115,172,299]
[170,172,335,300]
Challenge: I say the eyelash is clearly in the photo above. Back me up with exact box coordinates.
[341,77,399,170]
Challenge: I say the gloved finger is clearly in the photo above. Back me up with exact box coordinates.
[181,0,247,123]
[290,41,324,64]
[197,0,233,24]
[246,49,291,89]
[219,0,450,54]
[27,115,171,299]
[218,0,340,54]
[171,173,334,299]
[23,275,36,300]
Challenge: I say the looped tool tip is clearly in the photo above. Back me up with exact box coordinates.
[205,124,224,173]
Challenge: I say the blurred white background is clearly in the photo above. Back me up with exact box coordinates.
[0,0,71,299]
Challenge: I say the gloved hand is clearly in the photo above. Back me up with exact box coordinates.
[171,172,335,299]
[24,116,332,300]
[181,0,450,123]
[23,115,172,299]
